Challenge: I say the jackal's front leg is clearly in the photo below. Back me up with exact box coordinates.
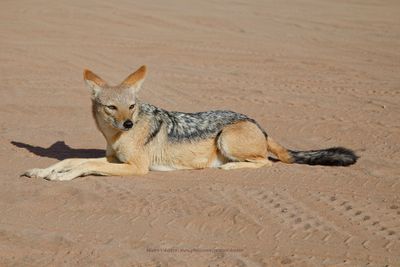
[44,160,149,181]
[23,156,148,181]
[23,158,97,179]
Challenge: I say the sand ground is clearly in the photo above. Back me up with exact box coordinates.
[1,0,399,266]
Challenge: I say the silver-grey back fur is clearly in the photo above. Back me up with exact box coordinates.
[138,102,265,144]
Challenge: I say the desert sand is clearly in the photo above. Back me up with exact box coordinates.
[1,0,399,266]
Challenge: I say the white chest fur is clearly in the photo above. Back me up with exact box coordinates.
[111,133,134,163]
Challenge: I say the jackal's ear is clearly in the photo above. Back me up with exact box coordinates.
[83,69,107,98]
[120,65,147,92]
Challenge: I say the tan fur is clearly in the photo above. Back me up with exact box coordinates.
[266,137,293,163]
[218,121,267,161]
[154,138,222,170]
[217,121,272,169]
[139,124,222,170]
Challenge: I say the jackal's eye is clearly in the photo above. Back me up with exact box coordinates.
[129,104,135,110]
[106,105,117,110]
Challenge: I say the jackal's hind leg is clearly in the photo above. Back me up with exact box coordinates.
[219,159,272,170]
[217,121,272,169]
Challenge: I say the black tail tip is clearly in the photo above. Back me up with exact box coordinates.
[326,147,358,166]
[290,147,359,166]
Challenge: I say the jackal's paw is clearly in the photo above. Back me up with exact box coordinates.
[219,163,238,170]
[22,168,47,178]
[45,170,81,181]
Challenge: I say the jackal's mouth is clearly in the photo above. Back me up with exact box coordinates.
[110,120,133,132]
[107,119,124,131]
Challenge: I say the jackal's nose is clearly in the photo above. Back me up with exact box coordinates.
[123,120,133,129]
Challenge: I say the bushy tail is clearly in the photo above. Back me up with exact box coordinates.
[267,137,358,166]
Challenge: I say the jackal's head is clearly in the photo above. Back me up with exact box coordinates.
[83,65,147,131]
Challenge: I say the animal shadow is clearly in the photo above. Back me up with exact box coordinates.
[11,141,105,160]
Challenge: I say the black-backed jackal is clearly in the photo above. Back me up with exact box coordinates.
[23,66,357,181]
